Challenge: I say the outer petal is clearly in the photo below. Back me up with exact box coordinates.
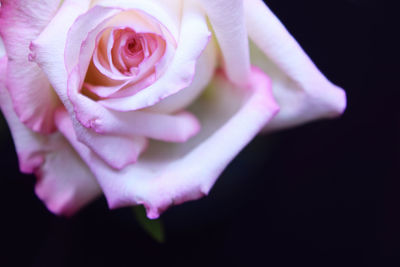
[34,132,102,217]
[0,0,62,133]
[31,0,148,170]
[56,67,279,219]
[0,55,101,216]
[0,55,45,173]
[244,0,346,131]
[197,0,251,86]
[30,0,91,104]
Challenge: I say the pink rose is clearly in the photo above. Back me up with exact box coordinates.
[0,0,346,219]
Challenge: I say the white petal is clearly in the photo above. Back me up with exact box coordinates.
[198,0,251,86]
[93,0,182,41]
[146,32,217,113]
[245,0,346,131]
[0,0,63,133]
[35,133,102,217]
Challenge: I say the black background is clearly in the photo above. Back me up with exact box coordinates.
[0,0,397,266]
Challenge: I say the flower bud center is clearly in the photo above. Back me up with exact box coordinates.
[127,38,141,53]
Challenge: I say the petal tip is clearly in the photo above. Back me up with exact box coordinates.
[18,152,44,174]
[144,206,161,220]
[34,180,76,218]
[174,111,201,142]
[323,84,347,118]
[334,86,347,116]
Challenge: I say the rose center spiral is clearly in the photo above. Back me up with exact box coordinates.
[83,10,171,101]
[127,38,141,53]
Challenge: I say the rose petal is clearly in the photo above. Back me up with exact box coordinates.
[0,55,101,216]
[0,56,45,173]
[56,66,279,219]
[146,31,218,113]
[245,0,346,130]
[93,0,181,42]
[64,6,122,76]
[72,120,149,170]
[82,107,200,143]
[0,37,4,56]
[198,0,251,86]
[0,0,62,133]
[30,0,91,105]
[34,133,101,217]
[98,1,211,111]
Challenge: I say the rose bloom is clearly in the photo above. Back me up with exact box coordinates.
[0,0,346,219]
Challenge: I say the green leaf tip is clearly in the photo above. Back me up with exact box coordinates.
[133,206,166,243]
